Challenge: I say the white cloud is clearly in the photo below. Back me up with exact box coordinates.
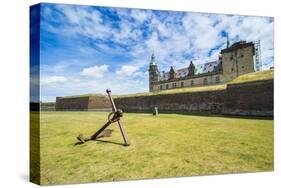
[80,65,108,78]
[41,76,67,85]
[116,65,139,77]
[131,9,151,23]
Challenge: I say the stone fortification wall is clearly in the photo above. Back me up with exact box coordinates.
[56,97,89,111]
[115,79,273,117]
[56,95,112,111]
[114,90,226,114]
[223,79,273,116]
[88,95,111,111]
[55,79,273,117]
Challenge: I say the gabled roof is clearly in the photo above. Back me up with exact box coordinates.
[159,60,222,81]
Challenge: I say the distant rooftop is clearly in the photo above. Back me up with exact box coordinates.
[159,60,222,81]
[221,41,254,54]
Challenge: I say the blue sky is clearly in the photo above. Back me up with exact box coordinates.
[38,3,274,102]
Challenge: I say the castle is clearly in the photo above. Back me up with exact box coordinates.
[148,40,256,92]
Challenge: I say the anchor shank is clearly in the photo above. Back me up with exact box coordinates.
[90,120,112,140]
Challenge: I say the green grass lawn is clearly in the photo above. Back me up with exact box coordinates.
[38,112,273,185]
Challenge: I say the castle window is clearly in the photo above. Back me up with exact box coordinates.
[230,56,234,60]
[191,80,194,86]
[215,76,220,83]
[181,82,184,87]
[242,66,244,69]
[232,68,234,72]
[166,84,169,89]
[203,78,208,85]
[172,83,177,88]
[160,85,163,90]
[240,53,244,58]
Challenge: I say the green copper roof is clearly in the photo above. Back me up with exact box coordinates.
[150,52,157,65]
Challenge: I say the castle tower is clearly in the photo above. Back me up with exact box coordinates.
[148,52,160,92]
[221,41,255,82]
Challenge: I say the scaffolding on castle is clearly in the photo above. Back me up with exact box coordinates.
[254,40,262,71]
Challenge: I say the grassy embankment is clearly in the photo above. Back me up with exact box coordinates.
[230,69,273,84]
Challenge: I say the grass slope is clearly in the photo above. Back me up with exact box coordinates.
[38,112,273,185]
[230,69,273,84]
[115,84,226,98]
[61,94,105,99]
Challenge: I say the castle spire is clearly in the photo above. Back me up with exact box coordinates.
[148,51,160,92]
[226,33,230,48]
[150,51,156,65]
